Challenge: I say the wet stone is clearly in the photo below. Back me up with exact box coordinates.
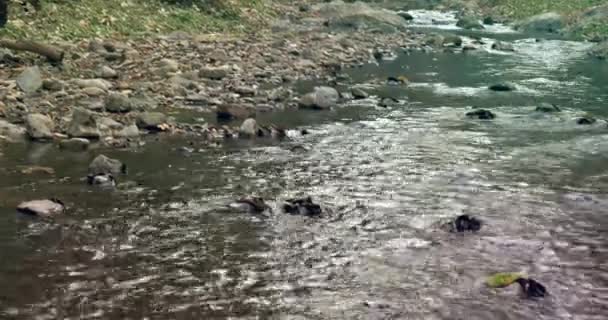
[466,109,496,120]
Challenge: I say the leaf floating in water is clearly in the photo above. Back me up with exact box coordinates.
[486,272,524,288]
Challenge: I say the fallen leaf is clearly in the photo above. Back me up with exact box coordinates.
[486,272,524,288]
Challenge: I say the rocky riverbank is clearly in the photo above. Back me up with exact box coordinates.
[0,1,427,151]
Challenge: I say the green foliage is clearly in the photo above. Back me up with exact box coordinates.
[486,272,524,288]
[0,0,270,40]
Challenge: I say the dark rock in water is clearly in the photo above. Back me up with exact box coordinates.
[17,199,65,218]
[283,197,322,216]
[443,35,463,47]
[87,173,116,188]
[449,214,482,232]
[399,12,414,21]
[492,41,515,52]
[466,109,496,120]
[483,16,495,25]
[515,278,547,298]
[136,112,167,130]
[489,83,516,92]
[387,76,409,85]
[378,97,400,108]
[373,50,383,61]
[351,87,369,99]
[456,16,484,30]
[535,103,561,113]
[89,154,126,176]
[462,45,478,51]
[230,197,270,213]
[217,104,256,121]
[576,117,597,125]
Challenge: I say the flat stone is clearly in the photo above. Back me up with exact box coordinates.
[16,66,43,94]
[17,199,65,218]
[25,113,54,140]
[59,138,90,151]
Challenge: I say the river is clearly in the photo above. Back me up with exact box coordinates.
[1,10,608,320]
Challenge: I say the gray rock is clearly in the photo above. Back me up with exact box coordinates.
[99,66,118,79]
[200,66,230,80]
[351,87,369,99]
[0,119,26,142]
[160,58,179,73]
[299,86,339,110]
[483,16,496,25]
[456,16,484,30]
[217,104,256,120]
[25,113,54,140]
[315,1,406,32]
[73,78,112,91]
[16,66,43,94]
[515,12,564,34]
[114,124,140,138]
[492,41,515,51]
[59,138,90,151]
[136,112,167,130]
[42,79,64,91]
[239,118,260,137]
[67,108,100,139]
[17,199,65,218]
[233,86,257,97]
[89,154,126,175]
[443,34,463,47]
[105,93,133,113]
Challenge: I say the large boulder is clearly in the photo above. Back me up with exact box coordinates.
[67,108,101,139]
[239,118,261,137]
[314,1,405,32]
[589,40,608,60]
[105,93,134,113]
[515,12,565,34]
[16,66,43,94]
[25,113,54,140]
[299,86,339,110]
[88,154,126,175]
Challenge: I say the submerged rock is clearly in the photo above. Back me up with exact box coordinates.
[283,197,322,216]
[489,83,516,91]
[576,117,597,125]
[229,197,270,213]
[515,278,547,298]
[447,214,482,232]
[466,109,496,120]
[17,199,65,218]
[88,154,126,176]
[536,103,561,113]
[492,41,515,52]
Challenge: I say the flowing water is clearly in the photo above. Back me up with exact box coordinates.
[2,10,608,320]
